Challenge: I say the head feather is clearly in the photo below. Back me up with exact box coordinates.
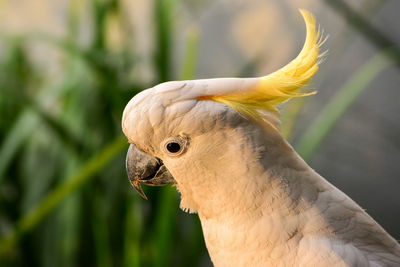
[200,9,325,119]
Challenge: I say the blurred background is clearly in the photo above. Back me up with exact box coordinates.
[0,0,399,266]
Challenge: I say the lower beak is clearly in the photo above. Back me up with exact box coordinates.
[126,144,175,199]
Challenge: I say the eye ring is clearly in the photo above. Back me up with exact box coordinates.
[162,136,188,157]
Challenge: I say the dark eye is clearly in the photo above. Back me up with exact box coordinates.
[166,142,181,153]
[162,136,188,156]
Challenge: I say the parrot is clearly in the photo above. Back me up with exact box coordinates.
[122,9,400,266]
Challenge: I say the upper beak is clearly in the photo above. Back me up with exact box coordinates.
[126,144,175,199]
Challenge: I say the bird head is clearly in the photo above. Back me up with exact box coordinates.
[122,9,324,213]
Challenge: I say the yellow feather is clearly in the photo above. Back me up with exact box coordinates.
[208,9,325,119]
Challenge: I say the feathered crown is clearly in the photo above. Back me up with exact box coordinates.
[197,9,327,119]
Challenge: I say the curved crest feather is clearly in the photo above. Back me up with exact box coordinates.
[201,9,326,120]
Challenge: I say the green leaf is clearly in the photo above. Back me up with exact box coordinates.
[180,27,200,80]
[0,111,39,182]
[123,199,143,267]
[0,137,128,254]
[154,0,178,82]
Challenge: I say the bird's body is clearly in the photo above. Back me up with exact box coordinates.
[184,113,400,266]
[122,10,400,266]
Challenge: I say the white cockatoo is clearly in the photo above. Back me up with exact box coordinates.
[122,9,400,266]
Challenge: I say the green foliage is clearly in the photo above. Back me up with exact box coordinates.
[0,0,206,266]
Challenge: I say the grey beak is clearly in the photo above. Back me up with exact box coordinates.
[126,144,175,199]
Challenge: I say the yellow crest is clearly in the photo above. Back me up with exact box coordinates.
[202,9,326,119]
